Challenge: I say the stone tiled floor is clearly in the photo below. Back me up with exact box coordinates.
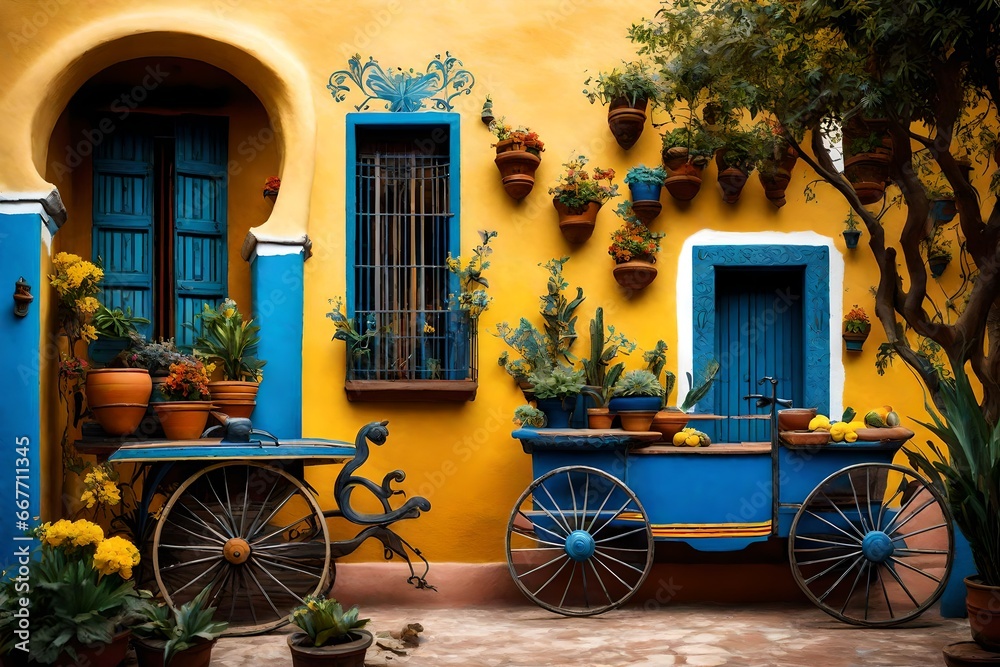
[208,604,970,667]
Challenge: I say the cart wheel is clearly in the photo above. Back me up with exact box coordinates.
[153,462,331,635]
[505,465,654,617]
[789,463,953,626]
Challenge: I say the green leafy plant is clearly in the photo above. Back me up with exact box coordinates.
[132,585,228,665]
[923,178,955,201]
[191,298,265,382]
[847,131,890,156]
[844,305,871,334]
[905,366,1000,586]
[612,369,665,398]
[446,230,498,319]
[623,164,667,186]
[661,125,718,167]
[715,127,759,174]
[844,210,860,231]
[513,404,546,428]
[289,596,369,648]
[583,61,660,106]
[643,340,676,402]
[92,304,149,340]
[580,307,635,394]
[680,359,721,412]
[528,366,586,400]
[549,156,620,210]
[0,520,144,665]
[327,297,382,375]
[115,335,194,376]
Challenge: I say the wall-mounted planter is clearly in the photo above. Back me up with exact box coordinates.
[628,183,663,224]
[664,163,703,201]
[929,254,951,278]
[553,199,601,244]
[842,323,871,352]
[757,148,798,208]
[843,229,862,249]
[608,97,648,150]
[494,150,541,201]
[717,167,750,204]
[845,152,891,205]
[931,198,957,223]
[612,256,657,290]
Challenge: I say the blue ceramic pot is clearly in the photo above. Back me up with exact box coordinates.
[535,398,575,429]
[629,182,662,202]
[608,396,663,413]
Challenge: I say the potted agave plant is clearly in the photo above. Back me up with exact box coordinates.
[152,360,214,440]
[131,585,228,667]
[583,61,660,149]
[608,203,664,291]
[608,369,664,431]
[191,298,266,419]
[548,155,619,243]
[527,366,586,429]
[287,596,372,667]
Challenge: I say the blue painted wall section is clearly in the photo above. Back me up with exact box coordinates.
[0,213,42,569]
[250,250,304,438]
[691,245,831,424]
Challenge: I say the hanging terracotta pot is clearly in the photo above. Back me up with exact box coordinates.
[153,401,214,440]
[664,163,703,202]
[86,368,152,436]
[553,199,601,244]
[613,255,657,290]
[494,150,541,201]
[842,323,871,352]
[758,168,792,208]
[717,167,750,204]
[845,152,891,205]
[607,97,648,150]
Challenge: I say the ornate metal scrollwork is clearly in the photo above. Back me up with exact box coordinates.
[328,52,475,112]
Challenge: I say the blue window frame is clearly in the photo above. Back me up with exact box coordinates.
[345,113,469,386]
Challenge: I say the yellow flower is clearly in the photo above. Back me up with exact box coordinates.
[223,307,235,318]
[39,518,104,549]
[423,323,435,334]
[81,490,96,509]
[76,296,100,314]
[81,324,98,343]
[93,536,140,580]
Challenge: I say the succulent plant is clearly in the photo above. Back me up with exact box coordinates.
[528,367,586,400]
[513,404,546,428]
[612,369,665,397]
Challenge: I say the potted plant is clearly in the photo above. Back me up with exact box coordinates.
[608,204,664,291]
[527,366,586,429]
[842,305,871,351]
[548,156,619,243]
[660,125,717,201]
[481,95,494,126]
[88,303,150,364]
[513,404,546,429]
[583,61,660,149]
[842,209,862,250]
[904,367,1000,652]
[623,165,666,224]
[714,126,758,204]
[608,369,664,431]
[287,595,372,667]
[152,359,214,440]
[579,307,635,428]
[651,354,721,441]
[925,225,954,278]
[263,176,280,201]
[132,585,228,667]
[924,179,957,223]
[754,120,799,208]
[191,298,266,419]
[0,519,143,667]
[491,118,544,201]
[842,115,892,205]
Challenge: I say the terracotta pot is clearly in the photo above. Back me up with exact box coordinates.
[587,407,614,430]
[758,169,792,208]
[52,629,131,667]
[553,199,601,244]
[664,163,703,201]
[208,380,259,396]
[208,381,259,420]
[661,146,690,171]
[630,199,662,225]
[777,407,817,432]
[717,167,750,204]
[845,152,891,205]
[153,402,213,440]
[494,150,541,201]
[493,138,526,154]
[86,369,152,436]
[618,411,657,432]
[133,637,217,667]
[651,409,691,442]
[288,630,373,667]
[613,257,657,290]
[607,98,648,150]
[966,577,1000,651]
[843,322,871,352]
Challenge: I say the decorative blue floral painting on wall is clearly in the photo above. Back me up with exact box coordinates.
[328,52,476,112]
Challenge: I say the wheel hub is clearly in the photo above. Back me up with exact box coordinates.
[564,530,596,562]
[861,531,894,563]
[224,537,251,564]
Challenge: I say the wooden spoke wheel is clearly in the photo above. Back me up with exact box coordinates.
[153,462,331,635]
[506,466,654,617]
[789,463,953,627]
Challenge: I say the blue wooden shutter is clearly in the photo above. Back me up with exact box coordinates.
[174,117,228,348]
[712,269,804,443]
[92,130,154,337]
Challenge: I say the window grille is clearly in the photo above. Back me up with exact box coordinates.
[352,133,474,382]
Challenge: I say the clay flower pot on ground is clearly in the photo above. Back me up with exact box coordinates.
[965,577,1000,652]
[608,203,663,290]
[192,298,266,421]
[131,584,228,667]
[582,61,659,150]
[287,595,373,667]
[85,368,153,436]
[624,165,665,225]
[549,155,619,244]
[490,121,544,200]
[842,305,871,352]
[152,360,214,440]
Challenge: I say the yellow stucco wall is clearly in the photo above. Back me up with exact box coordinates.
[0,0,976,563]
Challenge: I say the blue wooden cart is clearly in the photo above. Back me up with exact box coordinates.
[104,419,431,636]
[506,377,954,625]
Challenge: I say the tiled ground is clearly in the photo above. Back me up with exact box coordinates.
[206,603,971,667]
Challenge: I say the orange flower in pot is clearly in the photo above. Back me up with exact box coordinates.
[608,204,663,291]
[549,155,620,244]
[152,360,214,440]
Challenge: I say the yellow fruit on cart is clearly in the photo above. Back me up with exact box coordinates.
[685,435,700,446]
[845,432,858,443]
[808,415,831,431]
[673,431,687,446]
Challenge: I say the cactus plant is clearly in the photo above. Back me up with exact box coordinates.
[581,307,636,390]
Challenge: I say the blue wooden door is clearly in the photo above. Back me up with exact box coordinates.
[712,268,804,443]
[92,130,155,337]
[174,117,228,348]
